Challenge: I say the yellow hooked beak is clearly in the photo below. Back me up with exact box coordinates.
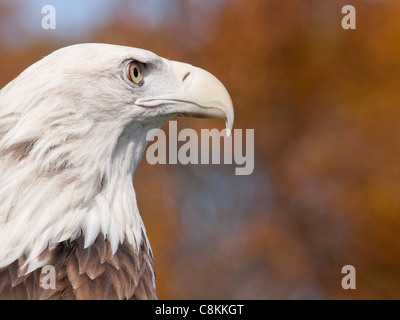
[136,60,234,136]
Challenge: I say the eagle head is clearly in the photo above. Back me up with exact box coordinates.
[0,44,234,291]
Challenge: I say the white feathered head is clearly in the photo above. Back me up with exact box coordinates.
[0,43,233,272]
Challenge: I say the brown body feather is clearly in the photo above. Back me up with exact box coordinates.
[0,233,158,300]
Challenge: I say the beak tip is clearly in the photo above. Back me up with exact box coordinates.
[225,116,233,137]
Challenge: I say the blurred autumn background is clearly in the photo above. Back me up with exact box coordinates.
[1,0,399,299]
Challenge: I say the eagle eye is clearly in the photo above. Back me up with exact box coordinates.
[126,61,143,84]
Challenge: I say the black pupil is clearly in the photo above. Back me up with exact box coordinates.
[133,67,139,78]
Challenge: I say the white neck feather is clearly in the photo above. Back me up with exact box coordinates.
[0,121,156,273]
[82,124,149,253]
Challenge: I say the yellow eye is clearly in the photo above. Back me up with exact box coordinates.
[126,61,142,84]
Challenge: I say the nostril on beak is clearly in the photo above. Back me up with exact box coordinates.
[182,72,190,82]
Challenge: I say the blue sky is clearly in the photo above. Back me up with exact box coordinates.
[12,0,170,31]
[2,0,174,44]
[1,0,226,48]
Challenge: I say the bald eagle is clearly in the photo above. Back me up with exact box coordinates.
[0,44,234,300]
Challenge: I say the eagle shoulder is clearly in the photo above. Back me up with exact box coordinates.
[0,232,158,300]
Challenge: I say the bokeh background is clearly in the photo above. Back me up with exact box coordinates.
[1,0,399,299]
